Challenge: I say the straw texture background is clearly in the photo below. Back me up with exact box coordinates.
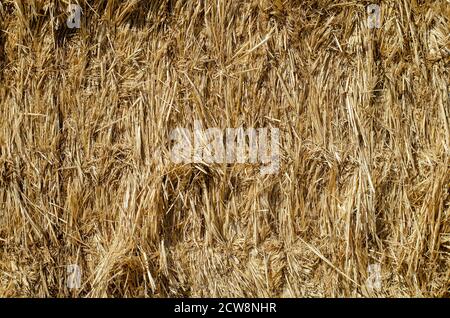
[0,0,449,297]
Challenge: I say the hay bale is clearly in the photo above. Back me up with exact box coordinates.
[0,0,448,297]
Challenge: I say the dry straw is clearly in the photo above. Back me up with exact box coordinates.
[0,0,449,297]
